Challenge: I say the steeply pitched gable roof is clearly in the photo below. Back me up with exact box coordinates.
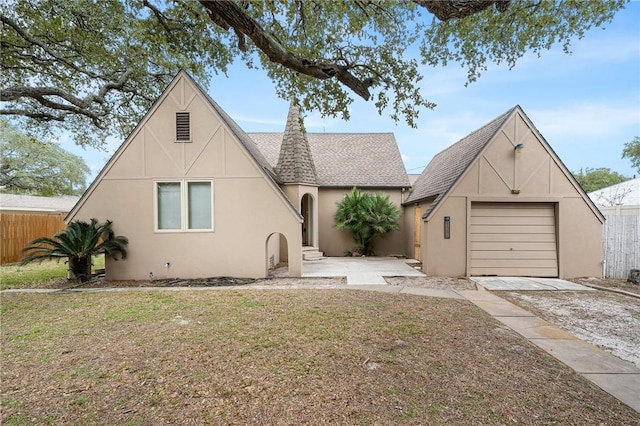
[250,133,410,187]
[197,84,281,184]
[67,71,300,222]
[275,103,318,185]
[403,106,516,212]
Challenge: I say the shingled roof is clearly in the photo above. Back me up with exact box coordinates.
[250,132,410,188]
[0,193,79,213]
[275,103,318,185]
[404,106,517,215]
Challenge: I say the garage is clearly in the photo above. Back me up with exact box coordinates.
[404,106,604,278]
[470,202,558,277]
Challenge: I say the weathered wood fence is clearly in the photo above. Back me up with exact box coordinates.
[603,214,640,278]
[0,213,67,264]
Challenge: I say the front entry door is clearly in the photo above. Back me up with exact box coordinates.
[414,206,422,261]
[301,194,311,246]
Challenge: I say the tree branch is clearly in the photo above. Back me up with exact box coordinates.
[199,0,374,100]
[0,14,100,79]
[413,0,511,21]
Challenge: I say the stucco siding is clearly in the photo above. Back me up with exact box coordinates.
[557,197,603,278]
[69,73,302,280]
[418,110,603,278]
[423,196,467,276]
[318,188,407,257]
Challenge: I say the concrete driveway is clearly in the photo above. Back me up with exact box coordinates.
[303,257,424,285]
[471,276,594,291]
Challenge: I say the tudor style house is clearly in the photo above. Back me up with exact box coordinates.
[67,71,604,280]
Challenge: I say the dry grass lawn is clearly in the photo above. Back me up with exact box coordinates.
[2,289,638,425]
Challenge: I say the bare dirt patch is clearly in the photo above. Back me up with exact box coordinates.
[498,289,640,369]
[3,290,638,424]
[385,275,477,292]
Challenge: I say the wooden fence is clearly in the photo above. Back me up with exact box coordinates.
[0,213,67,265]
[603,214,640,278]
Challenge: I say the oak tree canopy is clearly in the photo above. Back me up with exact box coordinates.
[0,0,627,148]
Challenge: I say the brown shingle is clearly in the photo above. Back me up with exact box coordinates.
[275,103,318,185]
[250,133,410,188]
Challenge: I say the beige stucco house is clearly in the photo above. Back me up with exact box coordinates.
[68,72,603,280]
[67,71,409,280]
[403,106,604,278]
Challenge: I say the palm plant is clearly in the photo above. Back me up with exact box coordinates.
[22,218,128,282]
[334,188,400,256]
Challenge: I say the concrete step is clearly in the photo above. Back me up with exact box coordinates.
[302,247,325,261]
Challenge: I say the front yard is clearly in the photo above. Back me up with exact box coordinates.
[2,289,638,424]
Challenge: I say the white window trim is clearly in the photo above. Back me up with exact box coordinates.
[154,180,214,233]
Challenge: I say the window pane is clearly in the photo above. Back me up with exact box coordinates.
[188,182,212,229]
[158,183,181,229]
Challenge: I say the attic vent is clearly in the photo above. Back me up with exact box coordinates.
[176,112,191,142]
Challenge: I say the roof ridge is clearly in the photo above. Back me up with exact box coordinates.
[404,105,517,206]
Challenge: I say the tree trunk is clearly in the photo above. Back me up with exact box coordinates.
[69,256,91,283]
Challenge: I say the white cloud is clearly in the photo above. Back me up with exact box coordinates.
[528,102,640,140]
[233,114,284,127]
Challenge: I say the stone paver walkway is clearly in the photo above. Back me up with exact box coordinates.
[458,288,640,413]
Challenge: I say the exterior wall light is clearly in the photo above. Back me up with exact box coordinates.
[514,143,525,150]
[444,216,451,239]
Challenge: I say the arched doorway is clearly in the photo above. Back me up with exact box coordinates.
[301,193,314,247]
[265,232,289,277]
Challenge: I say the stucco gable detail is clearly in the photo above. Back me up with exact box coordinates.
[68,71,301,223]
[423,107,604,223]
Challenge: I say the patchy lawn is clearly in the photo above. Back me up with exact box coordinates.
[2,290,638,425]
[571,277,640,295]
[0,256,105,290]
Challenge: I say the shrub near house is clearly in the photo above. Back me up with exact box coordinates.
[335,188,401,256]
[22,219,128,282]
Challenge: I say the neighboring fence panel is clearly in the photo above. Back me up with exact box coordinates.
[603,214,640,278]
[0,213,67,264]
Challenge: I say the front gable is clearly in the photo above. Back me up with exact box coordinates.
[69,71,299,222]
[434,108,604,223]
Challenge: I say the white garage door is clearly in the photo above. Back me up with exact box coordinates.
[470,203,558,277]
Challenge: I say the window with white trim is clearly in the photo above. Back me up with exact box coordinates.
[156,181,213,231]
[176,112,191,142]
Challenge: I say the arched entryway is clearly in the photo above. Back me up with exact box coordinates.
[301,193,315,247]
[265,232,289,277]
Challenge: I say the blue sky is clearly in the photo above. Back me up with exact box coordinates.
[65,2,640,181]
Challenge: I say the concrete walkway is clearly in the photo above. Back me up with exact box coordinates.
[458,288,640,413]
[303,257,424,285]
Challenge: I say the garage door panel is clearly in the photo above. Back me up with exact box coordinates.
[471,242,557,251]
[472,204,553,216]
[471,216,554,226]
[470,233,556,243]
[470,203,558,277]
[471,251,557,260]
[471,258,558,268]
[471,225,556,234]
[471,267,558,277]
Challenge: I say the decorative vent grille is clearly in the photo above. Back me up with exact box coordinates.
[176,112,190,142]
